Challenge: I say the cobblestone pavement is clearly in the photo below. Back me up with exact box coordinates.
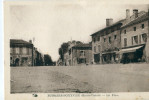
[11,63,149,93]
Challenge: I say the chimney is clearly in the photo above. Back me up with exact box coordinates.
[133,9,138,18]
[106,18,113,27]
[126,9,130,19]
[29,40,32,43]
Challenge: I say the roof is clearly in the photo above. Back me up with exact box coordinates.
[122,12,149,28]
[91,19,124,36]
[10,39,33,47]
[72,43,92,48]
[10,39,32,44]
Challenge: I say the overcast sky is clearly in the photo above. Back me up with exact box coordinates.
[9,1,149,61]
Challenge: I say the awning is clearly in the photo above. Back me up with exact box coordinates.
[102,51,118,54]
[119,45,143,54]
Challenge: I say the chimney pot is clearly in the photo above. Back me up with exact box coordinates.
[106,18,113,27]
[133,9,138,18]
[29,40,32,43]
[126,9,130,19]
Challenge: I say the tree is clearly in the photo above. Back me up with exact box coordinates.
[44,54,53,66]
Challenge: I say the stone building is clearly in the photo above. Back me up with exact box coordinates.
[64,43,92,66]
[91,9,149,64]
[10,39,34,66]
[10,39,44,66]
[91,19,124,64]
[120,9,149,63]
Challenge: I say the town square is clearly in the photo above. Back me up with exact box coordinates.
[5,2,149,93]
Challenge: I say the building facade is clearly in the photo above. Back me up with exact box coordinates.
[10,39,44,66]
[10,39,34,66]
[91,19,123,64]
[120,9,149,63]
[91,9,149,64]
[64,43,92,66]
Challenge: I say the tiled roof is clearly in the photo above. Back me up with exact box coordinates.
[72,43,92,48]
[10,39,32,44]
[122,12,149,28]
[10,39,33,47]
[90,19,124,36]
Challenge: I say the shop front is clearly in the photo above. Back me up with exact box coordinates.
[119,45,145,64]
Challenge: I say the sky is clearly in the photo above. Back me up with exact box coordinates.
[8,1,149,61]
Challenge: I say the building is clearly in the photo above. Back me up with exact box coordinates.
[66,43,92,66]
[120,9,149,63]
[34,49,44,66]
[10,39,34,66]
[91,9,149,64]
[91,19,124,64]
[64,52,69,66]
[10,39,45,66]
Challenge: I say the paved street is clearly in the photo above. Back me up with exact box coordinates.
[11,63,149,93]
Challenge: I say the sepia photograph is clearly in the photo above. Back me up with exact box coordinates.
[4,0,149,99]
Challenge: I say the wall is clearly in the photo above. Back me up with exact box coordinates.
[10,47,33,66]
[101,30,121,51]
[121,20,148,48]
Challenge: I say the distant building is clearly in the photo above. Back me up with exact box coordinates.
[34,49,44,66]
[10,39,45,66]
[120,9,149,63]
[64,52,69,66]
[65,43,92,66]
[10,39,34,66]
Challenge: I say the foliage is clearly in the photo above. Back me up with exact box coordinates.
[44,54,54,66]
[58,40,83,62]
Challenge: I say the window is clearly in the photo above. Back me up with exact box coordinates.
[124,30,126,34]
[27,48,29,55]
[124,38,127,47]
[98,45,101,52]
[134,35,138,44]
[93,37,96,43]
[132,37,133,45]
[15,47,20,54]
[114,35,117,39]
[142,33,147,42]
[109,37,111,44]
[20,47,23,54]
[29,48,32,55]
[139,35,141,44]
[134,27,136,31]
[80,51,84,56]
[142,24,144,29]
[97,36,100,41]
[23,47,27,54]
[104,38,106,42]
[10,48,13,54]
[94,46,96,52]
[12,48,15,54]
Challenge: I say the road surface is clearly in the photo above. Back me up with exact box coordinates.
[11,63,149,93]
